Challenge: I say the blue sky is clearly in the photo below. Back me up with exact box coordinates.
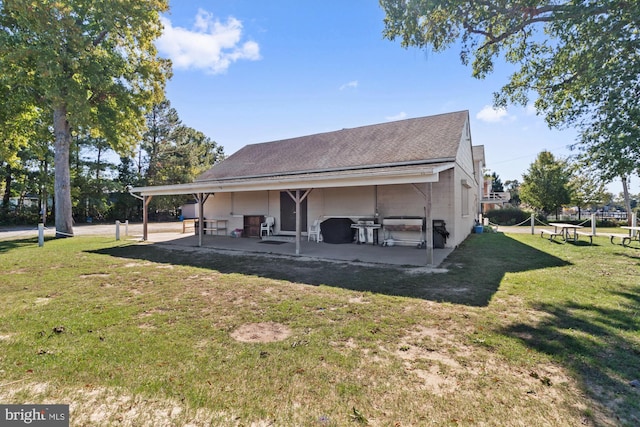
[154,1,636,195]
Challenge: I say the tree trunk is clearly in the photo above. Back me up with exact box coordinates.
[53,105,74,237]
[2,164,11,212]
[622,176,632,226]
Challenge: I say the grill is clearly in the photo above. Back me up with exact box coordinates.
[350,218,381,245]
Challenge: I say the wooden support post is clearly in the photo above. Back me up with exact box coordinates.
[425,182,433,266]
[142,195,152,241]
[286,189,312,255]
[193,192,211,248]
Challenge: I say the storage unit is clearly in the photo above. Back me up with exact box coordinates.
[243,215,264,238]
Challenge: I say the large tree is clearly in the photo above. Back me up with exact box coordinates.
[380,0,640,198]
[0,0,170,237]
[139,100,225,213]
[520,151,571,216]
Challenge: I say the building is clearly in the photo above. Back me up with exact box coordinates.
[131,110,485,265]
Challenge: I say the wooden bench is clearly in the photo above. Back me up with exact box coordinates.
[540,229,563,241]
[575,231,594,245]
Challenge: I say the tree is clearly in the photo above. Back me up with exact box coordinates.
[0,76,40,217]
[140,99,182,184]
[504,179,521,206]
[490,172,504,192]
[0,1,170,237]
[567,167,607,220]
[380,0,640,209]
[575,129,638,224]
[138,100,225,214]
[520,151,571,216]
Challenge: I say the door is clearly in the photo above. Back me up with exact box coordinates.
[280,191,308,232]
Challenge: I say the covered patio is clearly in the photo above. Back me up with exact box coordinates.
[136,224,453,268]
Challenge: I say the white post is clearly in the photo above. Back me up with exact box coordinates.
[38,223,44,247]
[115,220,120,241]
[632,213,638,237]
[125,220,129,236]
[591,213,596,236]
[531,213,535,235]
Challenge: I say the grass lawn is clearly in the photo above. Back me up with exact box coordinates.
[0,232,639,426]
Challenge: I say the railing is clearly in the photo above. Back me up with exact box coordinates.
[481,192,510,203]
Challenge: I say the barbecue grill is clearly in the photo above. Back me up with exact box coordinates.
[351,218,380,245]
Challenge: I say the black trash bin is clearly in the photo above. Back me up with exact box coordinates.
[433,220,449,249]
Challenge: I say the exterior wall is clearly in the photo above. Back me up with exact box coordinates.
[451,121,481,246]
[307,186,377,221]
[199,165,477,248]
[202,191,271,234]
[199,173,474,248]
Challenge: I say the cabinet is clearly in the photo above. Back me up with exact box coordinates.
[243,215,264,238]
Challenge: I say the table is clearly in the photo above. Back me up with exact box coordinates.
[620,226,640,245]
[549,223,583,242]
[196,218,228,235]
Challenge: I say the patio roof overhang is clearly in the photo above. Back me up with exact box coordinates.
[130,161,455,197]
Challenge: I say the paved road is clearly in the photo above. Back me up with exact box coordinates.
[0,222,184,241]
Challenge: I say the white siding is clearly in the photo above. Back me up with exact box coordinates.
[307,186,376,220]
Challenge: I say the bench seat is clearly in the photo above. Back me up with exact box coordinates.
[540,229,563,241]
[575,231,594,244]
[604,233,633,246]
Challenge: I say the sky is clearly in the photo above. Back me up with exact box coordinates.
[153,1,637,195]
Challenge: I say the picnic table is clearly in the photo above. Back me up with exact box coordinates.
[541,223,583,242]
[618,226,640,246]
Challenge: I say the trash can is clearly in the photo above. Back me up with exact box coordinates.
[433,220,449,249]
[474,225,483,234]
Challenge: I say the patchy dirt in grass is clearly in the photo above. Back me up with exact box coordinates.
[79,273,111,278]
[0,382,275,427]
[230,322,292,343]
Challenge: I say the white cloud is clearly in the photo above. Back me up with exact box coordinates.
[524,104,538,116]
[339,80,358,90]
[476,105,512,123]
[385,112,407,121]
[156,9,261,74]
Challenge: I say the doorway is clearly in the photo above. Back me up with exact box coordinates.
[280,191,308,233]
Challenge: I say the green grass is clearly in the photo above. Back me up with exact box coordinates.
[0,233,639,426]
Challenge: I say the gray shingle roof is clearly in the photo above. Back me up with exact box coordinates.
[197,110,469,182]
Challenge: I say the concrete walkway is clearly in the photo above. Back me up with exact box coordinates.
[0,221,453,268]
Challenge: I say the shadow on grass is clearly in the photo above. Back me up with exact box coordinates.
[0,237,54,253]
[502,288,640,425]
[88,232,569,307]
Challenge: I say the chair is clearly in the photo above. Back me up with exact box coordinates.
[260,216,275,237]
[308,219,322,242]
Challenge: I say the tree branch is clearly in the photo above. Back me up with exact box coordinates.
[93,29,108,46]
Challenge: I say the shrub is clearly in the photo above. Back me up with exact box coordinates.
[485,208,534,226]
